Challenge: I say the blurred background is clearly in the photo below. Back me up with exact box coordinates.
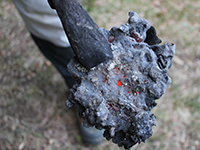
[0,0,200,149]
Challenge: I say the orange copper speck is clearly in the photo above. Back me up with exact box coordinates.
[136,91,140,95]
[117,80,121,87]
[108,35,115,43]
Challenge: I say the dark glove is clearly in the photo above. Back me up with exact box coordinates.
[48,0,113,69]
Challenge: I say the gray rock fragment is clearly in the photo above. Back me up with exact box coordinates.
[66,11,176,149]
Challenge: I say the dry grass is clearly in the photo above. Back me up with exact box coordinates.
[0,0,200,150]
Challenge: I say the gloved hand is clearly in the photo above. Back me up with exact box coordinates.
[48,0,113,69]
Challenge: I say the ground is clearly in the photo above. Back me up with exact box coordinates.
[0,0,200,150]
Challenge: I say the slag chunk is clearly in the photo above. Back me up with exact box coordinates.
[66,11,176,149]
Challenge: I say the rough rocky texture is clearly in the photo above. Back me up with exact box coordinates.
[66,11,176,149]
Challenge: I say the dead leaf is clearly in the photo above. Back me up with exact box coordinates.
[184,140,190,149]
[153,0,161,6]
[45,60,51,66]
[18,142,25,150]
